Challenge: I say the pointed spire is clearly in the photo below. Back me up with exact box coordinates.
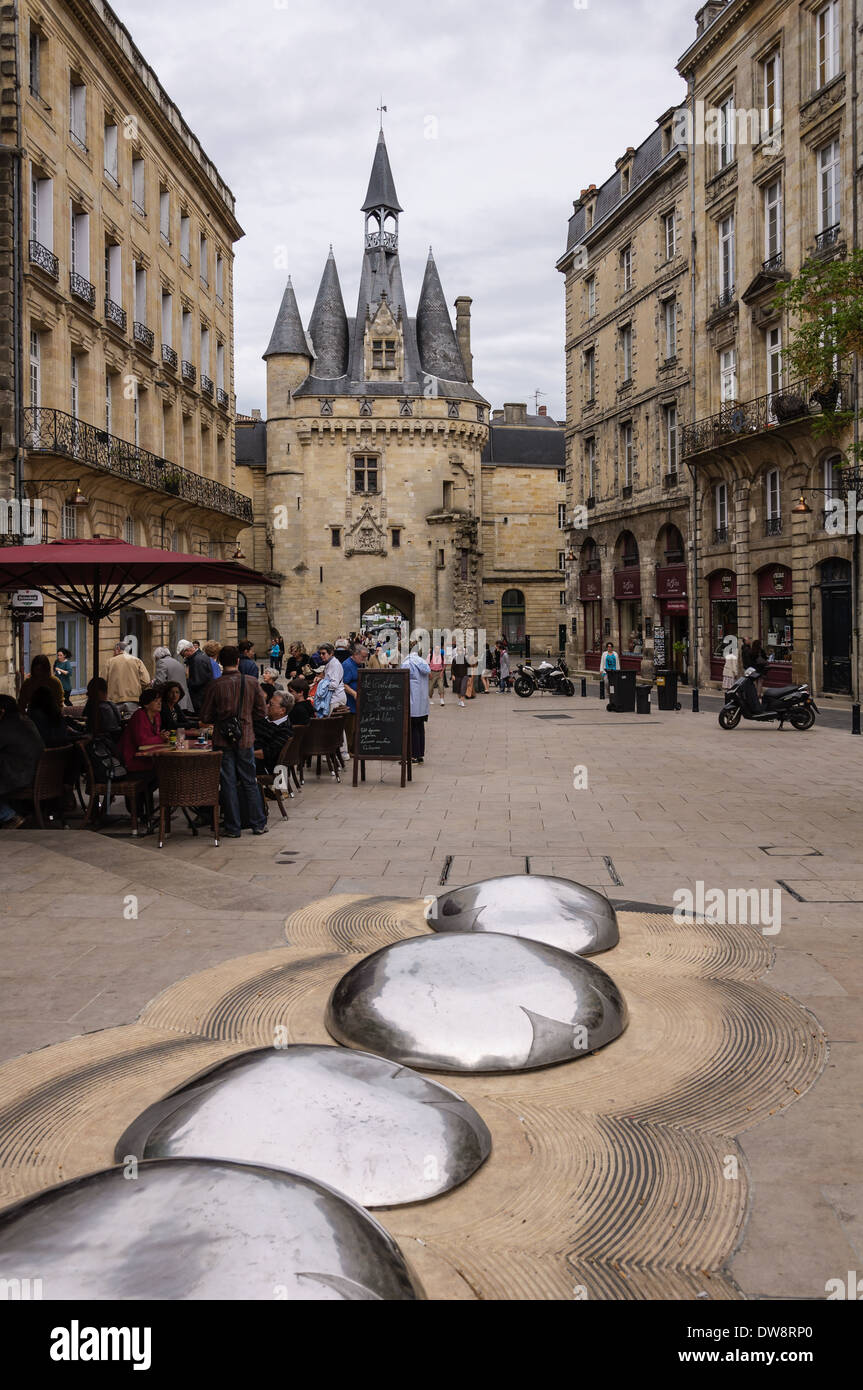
[362,129,403,213]
[263,278,312,360]
[416,250,467,382]
[308,249,349,379]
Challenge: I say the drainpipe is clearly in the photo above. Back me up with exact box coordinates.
[687,76,699,708]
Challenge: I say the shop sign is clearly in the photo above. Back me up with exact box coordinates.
[772,568,786,593]
[613,570,641,600]
[10,589,44,622]
[656,565,687,598]
[665,600,689,614]
[720,573,734,595]
[580,571,602,601]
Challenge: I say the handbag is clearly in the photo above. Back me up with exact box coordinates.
[90,736,126,783]
[217,674,245,746]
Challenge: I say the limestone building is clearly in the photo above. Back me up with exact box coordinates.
[262,131,489,645]
[0,0,248,694]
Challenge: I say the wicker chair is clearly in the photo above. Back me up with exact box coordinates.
[302,718,343,782]
[14,746,70,828]
[156,751,223,848]
[256,731,297,820]
[77,737,152,836]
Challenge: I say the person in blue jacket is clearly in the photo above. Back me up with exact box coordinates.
[402,641,431,763]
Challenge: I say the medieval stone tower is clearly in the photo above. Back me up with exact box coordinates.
[263,130,489,642]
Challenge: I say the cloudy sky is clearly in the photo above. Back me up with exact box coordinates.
[116,0,697,420]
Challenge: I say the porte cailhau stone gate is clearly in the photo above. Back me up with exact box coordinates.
[249,131,566,653]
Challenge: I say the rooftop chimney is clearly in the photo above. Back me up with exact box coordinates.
[454,296,473,384]
[538,405,547,417]
[503,403,527,426]
[696,1,727,37]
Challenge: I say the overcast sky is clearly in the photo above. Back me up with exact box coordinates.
[115,0,696,420]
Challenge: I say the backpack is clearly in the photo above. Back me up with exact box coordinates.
[314,676,333,717]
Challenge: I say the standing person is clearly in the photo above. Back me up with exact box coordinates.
[722,644,739,692]
[238,640,259,677]
[153,646,193,712]
[269,635,282,674]
[204,640,222,680]
[53,648,74,708]
[103,643,150,716]
[341,641,367,753]
[0,695,45,829]
[749,638,769,697]
[599,642,619,676]
[402,642,430,763]
[428,644,446,706]
[318,643,347,710]
[498,643,511,694]
[450,648,469,707]
[185,642,214,713]
[200,645,268,838]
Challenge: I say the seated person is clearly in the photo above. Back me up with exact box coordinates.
[119,688,166,779]
[254,691,295,773]
[157,681,198,732]
[259,667,287,700]
[82,677,123,746]
[287,677,315,725]
[27,685,75,748]
[0,695,45,828]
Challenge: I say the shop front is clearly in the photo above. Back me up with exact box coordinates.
[819,558,852,694]
[614,568,643,670]
[757,564,793,687]
[708,569,738,682]
[579,570,602,670]
[656,564,689,679]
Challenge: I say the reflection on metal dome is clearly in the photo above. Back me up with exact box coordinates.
[0,1160,422,1300]
[115,1046,490,1208]
[429,874,619,956]
[326,932,628,1073]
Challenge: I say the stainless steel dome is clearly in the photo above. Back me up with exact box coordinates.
[326,932,628,1073]
[115,1045,490,1208]
[429,875,619,955]
[0,1160,422,1300]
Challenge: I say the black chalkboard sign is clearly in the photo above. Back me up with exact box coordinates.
[353,668,411,787]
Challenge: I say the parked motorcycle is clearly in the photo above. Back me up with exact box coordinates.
[514,658,575,698]
[718,669,818,731]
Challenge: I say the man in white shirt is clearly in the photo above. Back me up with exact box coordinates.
[104,642,150,715]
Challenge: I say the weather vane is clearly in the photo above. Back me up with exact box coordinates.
[378,98,387,129]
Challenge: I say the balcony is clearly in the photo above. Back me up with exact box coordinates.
[70,271,96,308]
[201,375,214,397]
[23,406,252,523]
[711,286,736,315]
[29,240,59,279]
[681,373,852,458]
[714,525,729,544]
[216,387,229,410]
[765,516,782,536]
[104,297,126,331]
[181,360,196,385]
[814,224,841,255]
[133,321,155,352]
[762,251,783,273]
[162,343,178,370]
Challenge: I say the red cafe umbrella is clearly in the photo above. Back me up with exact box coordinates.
[0,537,278,676]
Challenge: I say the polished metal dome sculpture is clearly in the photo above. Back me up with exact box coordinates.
[115,1045,491,1208]
[429,874,619,956]
[0,1160,422,1300]
[326,932,627,1073]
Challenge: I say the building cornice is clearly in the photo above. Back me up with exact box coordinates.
[677,0,757,78]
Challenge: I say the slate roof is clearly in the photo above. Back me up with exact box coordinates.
[362,130,403,213]
[235,420,267,467]
[308,249,350,380]
[482,419,565,468]
[263,279,312,360]
[416,250,469,383]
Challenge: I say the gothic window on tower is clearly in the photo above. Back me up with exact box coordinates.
[372,339,397,369]
[353,455,379,494]
[320,399,333,415]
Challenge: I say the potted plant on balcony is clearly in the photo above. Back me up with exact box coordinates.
[772,390,807,423]
[810,379,841,413]
[163,470,182,495]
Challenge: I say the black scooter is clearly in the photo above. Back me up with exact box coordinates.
[718,669,818,731]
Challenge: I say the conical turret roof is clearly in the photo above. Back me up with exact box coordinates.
[307,249,349,379]
[361,130,403,213]
[416,249,467,381]
[263,278,312,360]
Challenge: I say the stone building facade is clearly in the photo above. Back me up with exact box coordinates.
[557,109,693,675]
[558,0,859,697]
[262,131,489,648]
[0,0,247,694]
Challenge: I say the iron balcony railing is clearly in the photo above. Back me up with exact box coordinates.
[216,387,229,409]
[133,321,154,352]
[201,374,214,397]
[105,297,126,331]
[70,271,96,307]
[29,240,59,278]
[714,524,729,543]
[765,516,783,536]
[762,251,783,272]
[181,360,196,385]
[712,286,736,313]
[162,343,178,369]
[815,224,840,253]
[23,406,252,523]
[682,373,852,458]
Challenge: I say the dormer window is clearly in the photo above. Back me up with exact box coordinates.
[372,338,396,369]
[621,167,631,196]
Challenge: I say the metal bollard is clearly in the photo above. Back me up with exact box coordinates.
[599,678,605,700]
[853,704,861,736]
[692,689,699,713]
[581,678,587,698]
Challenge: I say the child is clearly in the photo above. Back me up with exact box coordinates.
[287,676,315,725]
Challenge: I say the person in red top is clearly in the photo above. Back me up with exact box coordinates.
[200,644,268,838]
[119,688,165,773]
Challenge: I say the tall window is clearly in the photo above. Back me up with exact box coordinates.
[584,347,595,401]
[620,244,632,292]
[215,253,224,302]
[105,370,112,433]
[180,213,191,266]
[159,187,170,243]
[586,437,596,496]
[70,205,89,277]
[181,309,192,363]
[103,123,118,184]
[70,354,79,418]
[353,455,379,493]
[124,515,135,544]
[817,139,840,231]
[29,330,40,410]
[134,263,147,325]
[372,339,396,368]
[31,172,53,250]
[200,325,210,376]
[131,157,145,214]
[216,341,225,390]
[715,481,728,536]
[766,468,781,520]
[69,79,87,149]
[199,234,208,286]
[29,23,42,97]
[720,347,738,402]
[133,380,140,447]
[620,323,633,381]
[62,503,78,540]
[161,291,173,347]
[105,243,121,305]
[586,276,596,319]
[663,299,677,359]
[664,404,678,474]
[816,2,840,88]
[766,326,783,397]
[762,50,781,134]
[824,454,844,500]
[764,179,782,260]
[558,503,567,529]
[663,210,676,261]
[718,95,735,168]
[622,422,633,487]
[719,214,735,297]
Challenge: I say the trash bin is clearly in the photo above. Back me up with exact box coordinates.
[655,671,680,710]
[636,684,651,715]
[606,669,636,712]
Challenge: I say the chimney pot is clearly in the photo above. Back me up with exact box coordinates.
[251,408,262,420]
[538,406,547,416]
[503,402,527,425]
